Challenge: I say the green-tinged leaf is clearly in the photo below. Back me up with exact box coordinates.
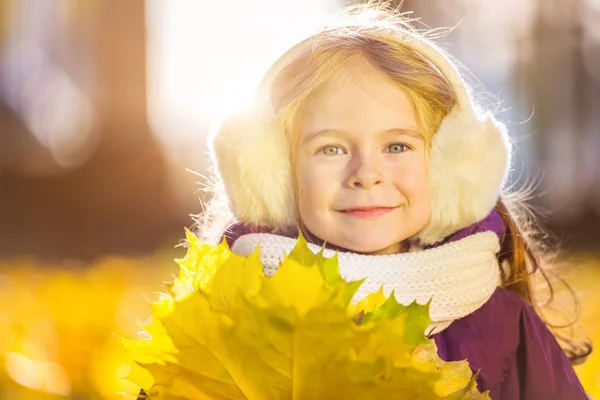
[403,301,433,346]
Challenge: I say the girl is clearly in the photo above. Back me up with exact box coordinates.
[203,5,591,400]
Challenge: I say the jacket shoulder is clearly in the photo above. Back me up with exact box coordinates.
[434,288,587,399]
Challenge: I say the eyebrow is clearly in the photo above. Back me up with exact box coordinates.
[301,128,424,145]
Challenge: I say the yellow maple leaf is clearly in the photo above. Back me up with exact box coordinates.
[348,286,387,318]
[123,230,491,400]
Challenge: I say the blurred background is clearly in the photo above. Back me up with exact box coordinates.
[0,0,599,398]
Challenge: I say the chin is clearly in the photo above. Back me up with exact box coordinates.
[335,237,399,255]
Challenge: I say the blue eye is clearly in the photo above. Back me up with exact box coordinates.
[385,143,408,153]
[321,146,344,155]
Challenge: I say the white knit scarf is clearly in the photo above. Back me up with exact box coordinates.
[232,231,502,334]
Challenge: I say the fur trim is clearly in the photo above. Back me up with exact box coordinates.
[210,107,511,243]
[416,109,511,244]
[209,109,296,228]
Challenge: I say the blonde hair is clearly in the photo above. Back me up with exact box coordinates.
[201,4,591,363]
[271,22,456,152]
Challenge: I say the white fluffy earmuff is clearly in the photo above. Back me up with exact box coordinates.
[209,28,512,245]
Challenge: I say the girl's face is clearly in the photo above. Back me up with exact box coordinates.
[295,65,431,255]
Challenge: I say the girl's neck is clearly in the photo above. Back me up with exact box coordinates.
[296,226,411,255]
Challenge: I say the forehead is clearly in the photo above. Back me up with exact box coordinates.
[301,64,419,134]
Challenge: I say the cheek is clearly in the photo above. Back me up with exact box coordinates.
[410,167,430,200]
[406,158,431,219]
[295,158,338,219]
[393,155,430,204]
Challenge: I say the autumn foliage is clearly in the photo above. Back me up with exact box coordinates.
[122,231,489,399]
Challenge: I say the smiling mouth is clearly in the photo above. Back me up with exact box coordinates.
[338,206,398,218]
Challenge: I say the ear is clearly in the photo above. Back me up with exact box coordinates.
[208,109,297,228]
[416,110,512,245]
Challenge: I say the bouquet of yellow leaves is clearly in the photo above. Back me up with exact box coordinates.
[122,231,490,399]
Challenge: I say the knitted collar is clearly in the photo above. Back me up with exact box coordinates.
[226,210,506,334]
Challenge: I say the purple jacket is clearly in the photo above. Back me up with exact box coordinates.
[224,210,588,400]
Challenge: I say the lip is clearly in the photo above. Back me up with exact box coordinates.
[337,206,398,218]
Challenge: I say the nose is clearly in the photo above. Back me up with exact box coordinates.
[346,152,384,190]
